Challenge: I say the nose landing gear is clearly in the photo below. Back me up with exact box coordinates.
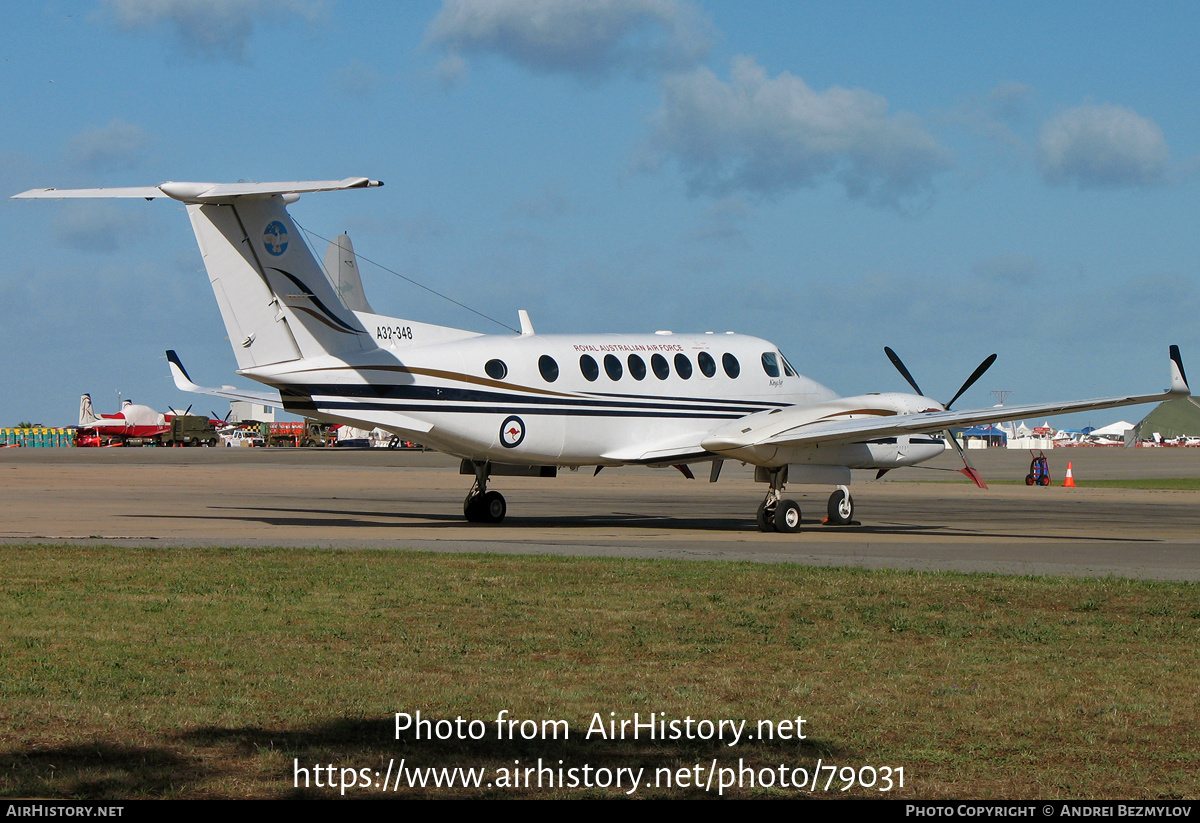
[756,468,802,533]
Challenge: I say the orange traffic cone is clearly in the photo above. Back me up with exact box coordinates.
[1062,462,1077,487]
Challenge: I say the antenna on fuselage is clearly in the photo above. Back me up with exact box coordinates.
[518,310,535,336]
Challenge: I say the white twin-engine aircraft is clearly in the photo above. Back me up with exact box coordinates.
[15,178,1190,532]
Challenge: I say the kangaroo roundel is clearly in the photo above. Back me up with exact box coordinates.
[500,415,525,448]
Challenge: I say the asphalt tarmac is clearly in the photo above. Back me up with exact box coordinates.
[3,445,1199,580]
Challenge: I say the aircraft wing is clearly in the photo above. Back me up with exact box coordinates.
[166,350,284,409]
[86,418,131,429]
[704,346,1189,452]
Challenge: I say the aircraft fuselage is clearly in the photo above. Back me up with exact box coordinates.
[239,330,946,472]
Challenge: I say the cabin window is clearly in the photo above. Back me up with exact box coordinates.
[674,353,693,379]
[604,354,623,381]
[627,354,646,381]
[780,352,797,377]
[484,359,507,380]
[722,353,740,378]
[651,353,670,380]
[697,351,716,378]
[761,352,780,377]
[579,354,599,382]
[539,355,559,383]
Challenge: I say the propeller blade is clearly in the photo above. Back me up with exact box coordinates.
[945,353,997,410]
[945,429,988,489]
[884,346,923,396]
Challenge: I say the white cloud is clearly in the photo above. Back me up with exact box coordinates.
[693,196,750,247]
[68,120,149,172]
[102,0,322,62]
[53,203,149,253]
[345,212,453,243]
[971,254,1042,287]
[1038,104,1169,189]
[952,82,1034,150]
[330,60,386,100]
[643,56,952,211]
[510,185,574,220]
[435,53,469,89]
[425,0,711,80]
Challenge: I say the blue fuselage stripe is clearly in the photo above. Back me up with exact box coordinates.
[284,383,779,416]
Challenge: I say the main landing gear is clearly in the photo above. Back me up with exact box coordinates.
[826,486,855,526]
[463,461,506,523]
[756,472,855,534]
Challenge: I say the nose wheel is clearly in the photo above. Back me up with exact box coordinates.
[756,469,802,533]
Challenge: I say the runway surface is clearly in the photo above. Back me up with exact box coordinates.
[3,446,1199,580]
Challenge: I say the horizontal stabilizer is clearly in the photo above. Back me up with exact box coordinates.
[13,178,382,204]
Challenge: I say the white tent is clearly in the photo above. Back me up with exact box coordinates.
[1088,420,1135,438]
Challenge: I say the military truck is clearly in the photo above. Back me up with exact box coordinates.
[161,415,219,447]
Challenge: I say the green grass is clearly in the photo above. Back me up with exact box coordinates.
[1,546,1198,799]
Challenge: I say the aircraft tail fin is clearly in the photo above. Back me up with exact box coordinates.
[323,233,375,314]
[185,196,374,370]
[79,394,100,427]
[15,179,385,371]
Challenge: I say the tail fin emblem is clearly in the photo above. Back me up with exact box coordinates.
[263,221,288,256]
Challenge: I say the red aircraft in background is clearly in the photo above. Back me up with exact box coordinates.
[75,394,220,447]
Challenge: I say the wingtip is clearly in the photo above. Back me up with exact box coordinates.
[1169,345,1189,396]
[165,349,196,388]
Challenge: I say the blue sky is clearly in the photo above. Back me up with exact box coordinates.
[2,1,1197,428]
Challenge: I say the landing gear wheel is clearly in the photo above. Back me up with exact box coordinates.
[756,499,777,532]
[464,491,506,523]
[464,493,484,522]
[774,499,802,533]
[481,490,506,523]
[826,489,854,526]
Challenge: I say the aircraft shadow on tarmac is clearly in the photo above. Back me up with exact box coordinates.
[124,505,1157,542]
